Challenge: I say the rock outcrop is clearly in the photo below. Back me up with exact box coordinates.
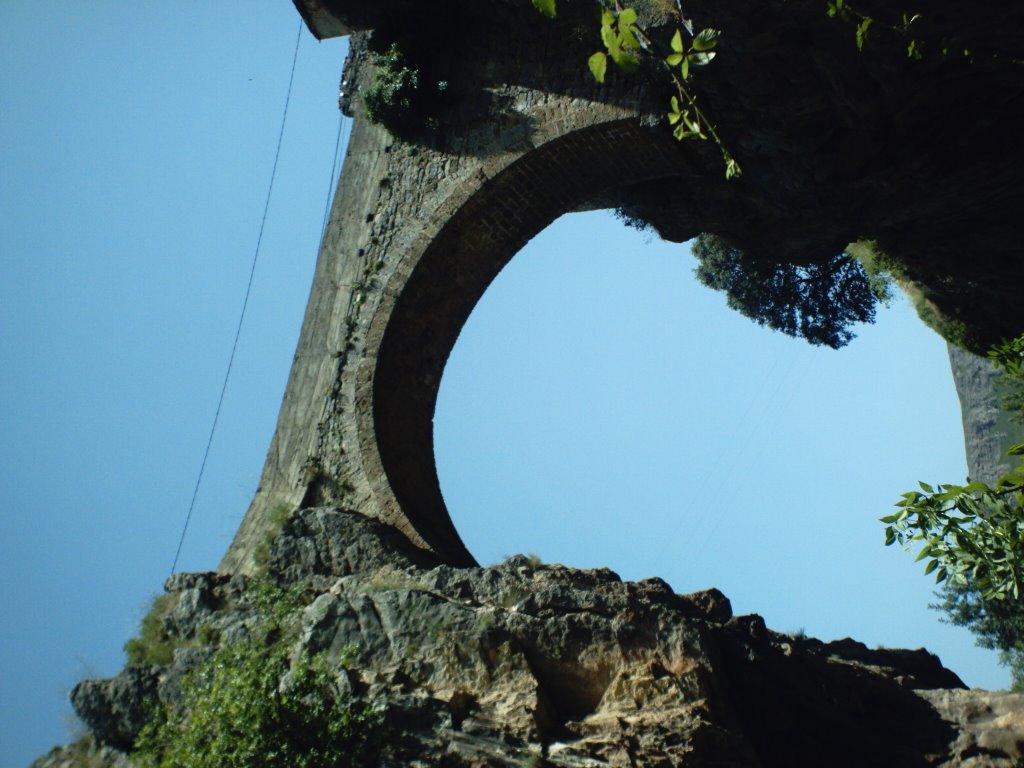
[44,507,1024,767]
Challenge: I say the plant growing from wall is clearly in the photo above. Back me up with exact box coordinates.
[362,43,420,131]
[534,0,740,178]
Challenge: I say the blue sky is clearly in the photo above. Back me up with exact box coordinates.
[0,4,1009,765]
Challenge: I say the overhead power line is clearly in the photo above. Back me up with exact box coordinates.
[170,20,304,575]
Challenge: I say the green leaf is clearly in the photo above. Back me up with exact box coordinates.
[915,541,934,561]
[620,27,640,51]
[1008,443,1024,456]
[692,28,720,52]
[681,55,690,80]
[600,9,617,47]
[688,51,716,67]
[602,22,619,52]
[588,51,608,83]
[924,558,939,575]
[668,95,682,124]
[618,8,638,28]
[671,29,685,54]
[919,481,934,494]
[667,52,684,66]
[532,0,556,18]
[724,154,742,180]
[610,48,640,72]
[855,17,873,51]
[683,110,704,136]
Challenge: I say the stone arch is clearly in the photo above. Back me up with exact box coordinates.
[221,2,1024,575]
[355,119,697,566]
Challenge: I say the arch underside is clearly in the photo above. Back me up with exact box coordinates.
[365,120,699,566]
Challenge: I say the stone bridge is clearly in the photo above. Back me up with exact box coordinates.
[220,0,1024,572]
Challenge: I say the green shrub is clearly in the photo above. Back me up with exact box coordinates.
[134,581,381,768]
[135,639,379,768]
[362,44,420,131]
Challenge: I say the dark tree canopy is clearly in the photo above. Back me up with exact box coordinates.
[691,233,887,349]
[936,583,1024,691]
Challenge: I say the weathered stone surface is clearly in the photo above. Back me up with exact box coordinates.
[223,0,1024,575]
[269,504,442,583]
[69,667,159,752]
[30,738,133,768]
[50,507,1024,767]
[919,689,1024,768]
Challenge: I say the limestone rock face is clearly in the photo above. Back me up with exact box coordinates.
[30,739,133,768]
[47,508,1024,767]
[918,689,1024,768]
[69,668,159,752]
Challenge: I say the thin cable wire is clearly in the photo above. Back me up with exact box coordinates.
[170,21,303,575]
[319,114,350,244]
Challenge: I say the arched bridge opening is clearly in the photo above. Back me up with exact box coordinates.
[364,120,701,565]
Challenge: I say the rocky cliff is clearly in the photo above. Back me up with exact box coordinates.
[36,508,1024,767]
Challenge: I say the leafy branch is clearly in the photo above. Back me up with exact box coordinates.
[826,0,922,55]
[534,0,740,179]
[882,447,1024,603]
[826,0,1024,64]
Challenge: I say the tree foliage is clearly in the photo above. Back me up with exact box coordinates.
[884,333,1024,690]
[690,233,888,348]
[935,583,1024,692]
[882,453,1024,603]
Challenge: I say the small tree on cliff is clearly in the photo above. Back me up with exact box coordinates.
[884,333,1024,691]
[691,233,891,349]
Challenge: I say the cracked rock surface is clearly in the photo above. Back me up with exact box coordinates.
[40,508,1024,767]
